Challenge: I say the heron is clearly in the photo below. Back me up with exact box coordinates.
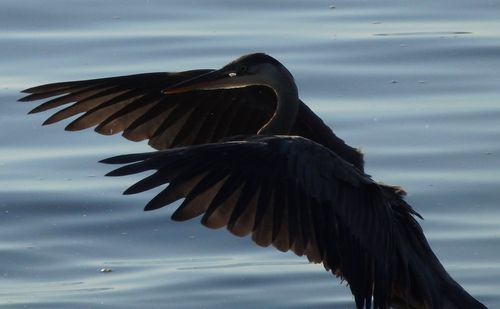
[19,53,486,309]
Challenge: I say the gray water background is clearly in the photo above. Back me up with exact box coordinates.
[1,0,499,308]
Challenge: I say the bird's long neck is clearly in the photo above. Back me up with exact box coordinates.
[257,81,299,135]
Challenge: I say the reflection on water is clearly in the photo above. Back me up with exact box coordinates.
[1,0,500,308]
[373,31,472,36]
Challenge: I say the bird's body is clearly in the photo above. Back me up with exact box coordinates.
[19,53,486,309]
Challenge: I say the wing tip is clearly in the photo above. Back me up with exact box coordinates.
[20,86,42,94]
[18,95,32,102]
[144,204,157,211]
[99,157,115,164]
[100,152,156,165]
[170,210,186,221]
[42,116,58,126]
[144,200,166,212]
[64,122,84,132]
[123,187,137,195]
[28,107,41,115]
[123,181,151,195]
[104,169,124,176]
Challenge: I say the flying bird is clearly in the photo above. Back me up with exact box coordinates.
[19,53,486,309]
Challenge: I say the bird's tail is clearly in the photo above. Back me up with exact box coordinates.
[382,185,487,309]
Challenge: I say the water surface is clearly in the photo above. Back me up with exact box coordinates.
[1,0,499,308]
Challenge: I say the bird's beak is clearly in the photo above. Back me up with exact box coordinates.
[162,70,230,95]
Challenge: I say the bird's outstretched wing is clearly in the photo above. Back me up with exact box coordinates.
[19,71,275,149]
[101,135,442,309]
[19,72,363,169]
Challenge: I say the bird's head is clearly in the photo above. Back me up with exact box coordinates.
[162,53,296,95]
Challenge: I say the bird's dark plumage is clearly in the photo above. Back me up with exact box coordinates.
[19,53,485,309]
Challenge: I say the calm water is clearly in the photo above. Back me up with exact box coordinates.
[1,1,499,308]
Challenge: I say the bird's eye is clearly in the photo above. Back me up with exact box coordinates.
[237,65,248,75]
[227,65,247,77]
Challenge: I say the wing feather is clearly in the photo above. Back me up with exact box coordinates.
[124,103,173,142]
[101,136,405,307]
[95,95,160,135]
[21,72,363,172]
[20,72,278,150]
[30,85,109,114]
